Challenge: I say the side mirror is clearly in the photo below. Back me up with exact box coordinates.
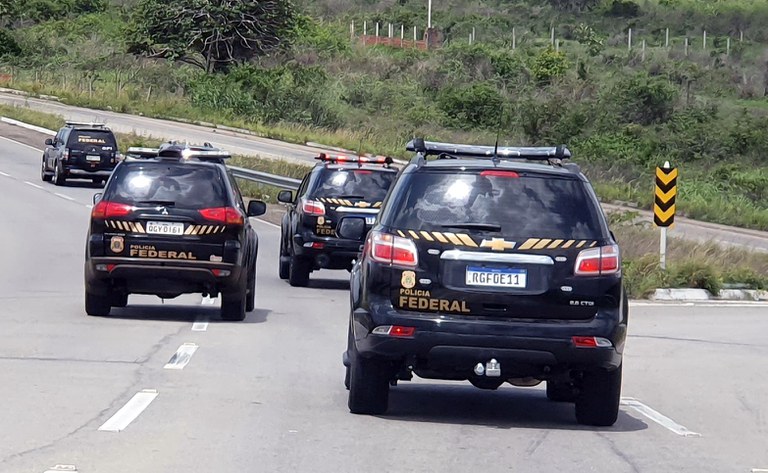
[337,217,366,241]
[247,200,267,217]
[93,193,103,205]
[45,138,54,146]
[277,190,293,204]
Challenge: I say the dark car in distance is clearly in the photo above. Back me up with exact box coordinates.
[42,121,120,186]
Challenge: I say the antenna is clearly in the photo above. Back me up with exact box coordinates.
[492,104,507,165]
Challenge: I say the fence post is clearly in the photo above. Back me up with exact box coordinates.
[363,21,367,36]
[350,21,355,40]
[685,37,689,56]
[550,27,555,46]
[375,22,379,38]
[413,26,417,41]
[472,27,476,43]
[726,36,731,56]
[702,30,706,50]
[628,28,632,51]
[740,30,743,42]
[512,27,516,50]
[665,28,669,47]
[400,24,404,47]
[642,39,646,61]
[555,39,560,52]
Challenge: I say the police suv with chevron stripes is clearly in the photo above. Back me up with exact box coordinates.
[84,142,267,321]
[342,139,628,426]
[277,153,398,286]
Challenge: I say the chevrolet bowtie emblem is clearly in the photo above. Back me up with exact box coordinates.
[355,201,371,208]
[480,238,516,251]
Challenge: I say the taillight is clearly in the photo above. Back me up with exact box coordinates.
[572,336,612,348]
[301,198,325,216]
[372,325,416,337]
[62,148,70,162]
[198,207,244,225]
[91,201,133,219]
[480,170,519,178]
[574,244,620,276]
[368,231,418,267]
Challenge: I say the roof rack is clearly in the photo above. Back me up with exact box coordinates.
[315,153,396,168]
[65,121,108,129]
[406,138,571,165]
[125,141,231,162]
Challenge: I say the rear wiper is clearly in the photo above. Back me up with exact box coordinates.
[137,200,176,206]
[441,223,502,232]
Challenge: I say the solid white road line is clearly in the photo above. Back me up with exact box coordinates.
[98,389,159,432]
[0,170,10,177]
[0,134,45,152]
[24,180,44,189]
[43,465,78,472]
[751,469,768,472]
[54,192,75,201]
[163,342,199,370]
[621,397,701,437]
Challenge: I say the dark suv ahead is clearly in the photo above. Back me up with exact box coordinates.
[342,139,628,426]
[277,153,398,286]
[42,121,119,186]
[84,143,266,321]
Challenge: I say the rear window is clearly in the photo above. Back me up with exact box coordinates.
[69,130,116,147]
[389,171,604,239]
[312,169,395,201]
[106,164,228,209]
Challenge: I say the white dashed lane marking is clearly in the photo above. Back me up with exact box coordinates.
[24,181,44,190]
[98,389,159,432]
[621,397,701,437]
[0,170,10,177]
[192,320,209,331]
[54,192,76,201]
[163,343,199,370]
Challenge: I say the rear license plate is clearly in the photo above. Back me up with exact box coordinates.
[465,266,527,288]
[86,155,101,162]
[146,221,184,235]
[365,216,376,225]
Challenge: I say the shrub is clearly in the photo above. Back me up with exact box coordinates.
[607,73,678,125]
[530,47,569,84]
[437,82,504,129]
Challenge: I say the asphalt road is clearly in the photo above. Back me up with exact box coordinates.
[1,134,768,473]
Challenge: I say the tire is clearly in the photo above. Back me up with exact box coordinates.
[348,344,391,415]
[92,178,105,186]
[288,254,310,287]
[53,160,66,186]
[546,381,576,403]
[245,263,256,313]
[278,233,290,279]
[41,157,52,182]
[221,287,247,321]
[344,366,351,390]
[575,365,622,426]
[85,290,111,316]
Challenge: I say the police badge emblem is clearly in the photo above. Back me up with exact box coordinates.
[110,236,125,253]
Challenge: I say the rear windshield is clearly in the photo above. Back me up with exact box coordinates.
[312,169,395,201]
[69,130,116,147]
[389,171,604,239]
[106,164,228,209]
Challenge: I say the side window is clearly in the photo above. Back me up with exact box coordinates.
[60,129,71,147]
[295,174,311,203]
[55,129,66,146]
[227,171,246,211]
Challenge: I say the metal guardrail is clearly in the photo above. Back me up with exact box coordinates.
[228,165,301,190]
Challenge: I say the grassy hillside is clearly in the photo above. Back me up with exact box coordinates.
[1,0,768,230]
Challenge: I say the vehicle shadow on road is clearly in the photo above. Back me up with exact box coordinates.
[304,279,350,291]
[53,181,104,189]
[382,384,648,433]
[109,305,272,324]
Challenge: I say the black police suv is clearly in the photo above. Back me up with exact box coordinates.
[277,153,398,287]
[84,142,267,321]
[342,139,628,426]
[42,121,120,186]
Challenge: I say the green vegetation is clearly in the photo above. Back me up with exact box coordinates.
[2,0,768,231]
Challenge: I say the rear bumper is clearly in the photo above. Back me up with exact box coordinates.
[85,257,243,296]
[292,231,362,267]
[64,167,113,178]
[352,300,626,374]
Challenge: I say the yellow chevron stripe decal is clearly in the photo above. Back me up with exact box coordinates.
[185,225,194,235]
[135,223,145,233]
[457,234,478,247]
[408,230,420,239]
[443,232,462,245]
[562,240,575,249]
[547,239,563,249]
[589,241,597,247]
[533,238,552,250]
[576,241,587,248]
[518,238,539,250]
[432,232,449,243]
[397,230,406,238]
[420,231,434,241]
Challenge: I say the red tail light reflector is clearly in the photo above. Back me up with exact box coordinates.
[91,201,134,219]
[301,199,326,216]
[372,325,416,337]
[574,244,620,276]
[572,336,612,348]
[198,207,244,225]
[368,231,418,267]
[480,170,519,178]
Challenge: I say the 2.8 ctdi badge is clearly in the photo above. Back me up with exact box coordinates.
[401,270,416,289]
[110,236,124,253]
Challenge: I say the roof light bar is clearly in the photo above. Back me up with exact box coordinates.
[315,153,394,166]
[406,139,571,160]
[65,121,108,128]
[125,143,231,161]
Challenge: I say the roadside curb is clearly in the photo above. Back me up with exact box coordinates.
[652,288,768,302]
[0,116,55,135]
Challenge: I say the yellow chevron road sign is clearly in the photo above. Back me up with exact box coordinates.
[654,164,677,227]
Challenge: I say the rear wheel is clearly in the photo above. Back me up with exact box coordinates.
[278,234,290,280]
[53,160,66,186]
[85,290,111,316]
[221,286,247,321]
[546,380,576,403]
[575,365,622,426]
[41,157,52,182]
[288,254,310,287]
[348,344,391,415]
[245,263,256,312]
[111,293,128,308]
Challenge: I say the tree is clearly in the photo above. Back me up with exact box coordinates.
[128,0,298,73]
